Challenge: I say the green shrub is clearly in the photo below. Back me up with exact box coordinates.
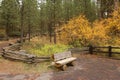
[69,39,82,47]
[23,42,72,56]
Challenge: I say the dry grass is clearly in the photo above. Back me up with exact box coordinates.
[0,56,53,74]
[22,36,71,56]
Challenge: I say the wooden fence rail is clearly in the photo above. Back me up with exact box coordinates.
[88,46,120,57]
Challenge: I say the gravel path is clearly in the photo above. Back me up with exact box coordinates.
[0,55,120,80]
[50,56,120,80]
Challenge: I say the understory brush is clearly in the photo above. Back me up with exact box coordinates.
[22,41,72,56]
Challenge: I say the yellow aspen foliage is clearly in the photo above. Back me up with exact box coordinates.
[103,8,120,45]
[58,8,120,46]
[58,15,92,46]
[92,7,120,46]
[106,8,120,38]
[58,15,109,46]
[92,20,109,46]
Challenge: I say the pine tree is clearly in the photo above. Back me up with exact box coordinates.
[63,0,73,22]
[82,0,97,22]
[22,0,38,41]
[46,0,54,42]
[98,0,114,18]
[39,0,48,36]
[1,0,20,38]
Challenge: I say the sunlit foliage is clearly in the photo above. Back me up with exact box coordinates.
[91,20,109,46]
[58,15,110,46]
[104,8,120,45]
[58,15,92,46]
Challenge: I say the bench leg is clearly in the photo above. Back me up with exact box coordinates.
[62,65,67,71]
[67,61,76,66]
[71,61,76,66]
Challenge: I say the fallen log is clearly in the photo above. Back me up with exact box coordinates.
[36,56,50,59]
[2,43,21,51]
[32,56,50,63]
[2,50,50,63]
[2,42,51,63]
[2,54,33,63]
[3,50,35,58]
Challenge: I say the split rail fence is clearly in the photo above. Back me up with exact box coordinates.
[70,46,120,57]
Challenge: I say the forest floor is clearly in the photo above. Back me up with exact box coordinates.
[0,40,120,80]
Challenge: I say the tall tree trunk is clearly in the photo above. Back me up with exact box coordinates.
[20,5,24,43]
[28,1,31,42]
[28,21,31,42]
[54,28,56,44]
[114,0,119,10]
[53,0,56,44]
[48,23,52,42]
[5,15,9,40]
[40,21,43,37]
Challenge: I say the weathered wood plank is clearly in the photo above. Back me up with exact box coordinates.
[56,57,76,65]
[52,51,77,70]
[54,51,72,61]
[2,43,50,63]
[2,43,21,51]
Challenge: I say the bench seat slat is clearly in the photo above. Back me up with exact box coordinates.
[54,51,72,61]
[56,57,76,65]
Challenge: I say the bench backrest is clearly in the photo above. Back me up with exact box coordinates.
[53,51,72,61]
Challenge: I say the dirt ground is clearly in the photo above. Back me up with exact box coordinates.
[50,55,120,80]
[0,54,120,80]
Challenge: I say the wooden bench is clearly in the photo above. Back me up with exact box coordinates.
[52,51,76,70]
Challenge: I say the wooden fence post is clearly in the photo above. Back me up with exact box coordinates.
[89,45,93,54]
[108,46,112,57]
